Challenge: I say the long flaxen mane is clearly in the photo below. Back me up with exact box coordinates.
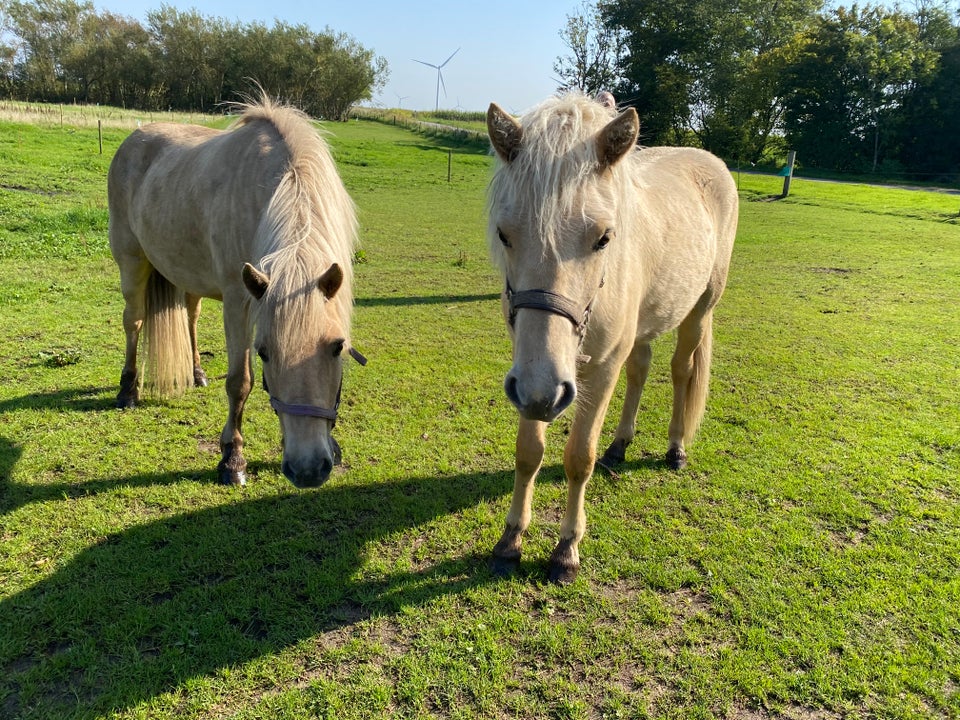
[236,98,359,358]
[486,93,636,270]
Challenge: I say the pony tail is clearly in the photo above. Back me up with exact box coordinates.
[142,269,193,397]
[683,312,713,445]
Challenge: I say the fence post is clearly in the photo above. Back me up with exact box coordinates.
[98,120,103,155]
[781,150,796,197]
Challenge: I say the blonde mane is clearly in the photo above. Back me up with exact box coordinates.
[487,93,633,269]
[235,99,359,356]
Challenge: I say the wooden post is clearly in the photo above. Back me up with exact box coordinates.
[98,120,103,154]
[781,150,796,197]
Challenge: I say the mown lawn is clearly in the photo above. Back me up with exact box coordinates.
[0,108,958,720]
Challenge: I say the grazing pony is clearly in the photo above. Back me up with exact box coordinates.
[108,98,361,487]
[486,94,738,582]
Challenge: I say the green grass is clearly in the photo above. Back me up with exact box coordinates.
[0,109,959,720]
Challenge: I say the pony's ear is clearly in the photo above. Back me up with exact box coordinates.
[487,102,523,163]
[318,263,344,299]
[596,107,639,171]
[242,262,269,300]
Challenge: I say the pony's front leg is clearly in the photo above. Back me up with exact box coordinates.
[492,418,546,576]
[218,305,253,485]
[550,362,621,583]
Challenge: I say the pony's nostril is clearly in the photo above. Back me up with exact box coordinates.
[504,374,521,408]
[319,456,334,479]
[556,381,576,414]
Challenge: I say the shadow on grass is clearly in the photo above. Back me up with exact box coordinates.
[0,458,515,719]
[355,293,499,309]
[0,386,115,414]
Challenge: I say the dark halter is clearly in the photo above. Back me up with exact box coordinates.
[264,346,367,424]
[505,275,605,361]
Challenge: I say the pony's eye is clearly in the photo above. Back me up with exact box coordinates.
[257,347,269,363]
[594,231,611,251]
[497,228,511,248]
[332,339,345,357]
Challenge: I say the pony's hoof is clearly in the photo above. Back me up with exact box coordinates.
[547,559,579,585]
[218,469,246,486]
[115,396,138,410]
[665,446,687,470]
[548,537,580,584]
[217,444,247,486]
[599,438,628,468]
[193,368,209,388]
[490,554,520,578]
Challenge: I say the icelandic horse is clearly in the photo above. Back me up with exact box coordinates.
[108,98,363,487]
[486,94,738,582]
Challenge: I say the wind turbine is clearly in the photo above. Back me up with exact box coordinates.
[413,47,460,112]
[395,92,409,109]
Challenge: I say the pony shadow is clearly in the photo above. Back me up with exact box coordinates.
[0,465,513,718]
[0,386,115,414]
[355,293,499,309]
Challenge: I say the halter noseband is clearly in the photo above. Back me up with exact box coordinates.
[270,394,339,421]
[264,346,367,424]
[505,276,605,361]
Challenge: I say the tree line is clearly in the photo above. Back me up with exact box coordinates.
[0,0,389,120]
[555,1,960,179]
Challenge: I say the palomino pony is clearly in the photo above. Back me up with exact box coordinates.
[108,98,362,487]
[486,94,738,583]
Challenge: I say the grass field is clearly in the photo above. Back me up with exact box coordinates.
[0,106,958,720]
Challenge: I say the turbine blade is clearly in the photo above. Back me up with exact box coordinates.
[413,59,439,69]
[440,47,460,68]
[439,71,447,98]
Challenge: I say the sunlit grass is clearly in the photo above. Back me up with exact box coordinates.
[0,109,957,719]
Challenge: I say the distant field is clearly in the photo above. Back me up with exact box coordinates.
[0,108,957,719]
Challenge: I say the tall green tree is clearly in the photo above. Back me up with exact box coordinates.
[301,29,388,121]
[4,0,91,99]
[893,5,960,178]
[601,0,823,160]
[553,1,622,97]
[60,10,153,106]
[780,5,939,172]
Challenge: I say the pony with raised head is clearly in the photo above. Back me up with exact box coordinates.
[108,97,362,487]
[486,94,738,583]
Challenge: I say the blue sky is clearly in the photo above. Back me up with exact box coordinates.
[91,0,579,113]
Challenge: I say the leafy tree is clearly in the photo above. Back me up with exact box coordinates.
[60,10,153,106]
[301,29,388,121]
[601,0,823,160]
[553,2,622,97]
[4,0,91,99]
[893,9,960,178]
[780,5,939,172]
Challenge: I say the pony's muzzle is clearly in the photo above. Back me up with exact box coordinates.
[281,436,341,488]
[505,372,576,422]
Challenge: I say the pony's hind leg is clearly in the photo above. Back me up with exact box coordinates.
[599,341,652,467]
[492,418,546,576]
[115,256,153,408]
[666,310,714,469]
[186,293,209,387]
